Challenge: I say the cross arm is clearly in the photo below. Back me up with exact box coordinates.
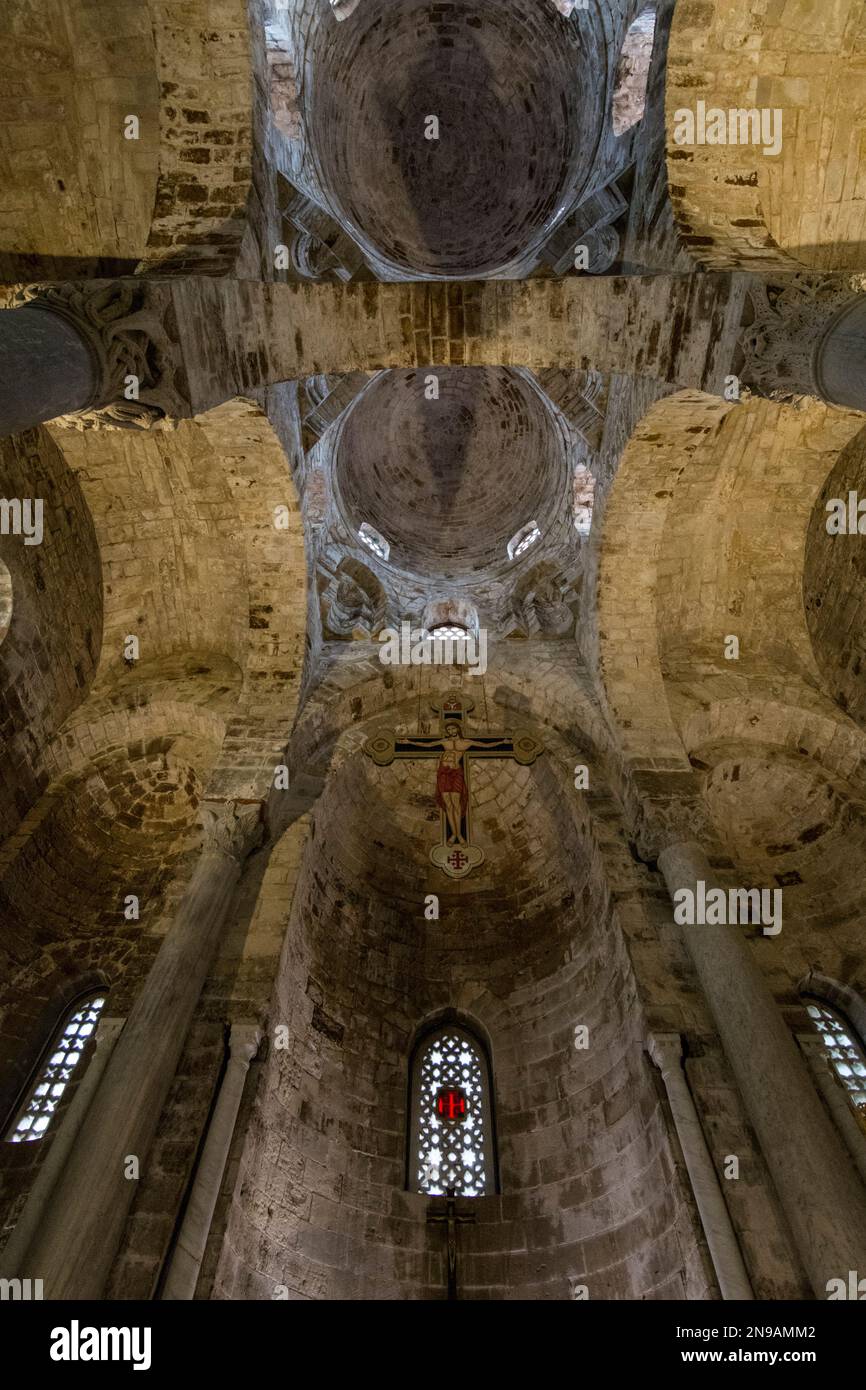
[363,731,444,766]
[466,730,543,765]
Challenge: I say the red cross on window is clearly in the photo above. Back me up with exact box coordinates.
[447,849,468,871]
[436,1086,468,1121]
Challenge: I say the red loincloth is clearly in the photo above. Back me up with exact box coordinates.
[436,762,468,817]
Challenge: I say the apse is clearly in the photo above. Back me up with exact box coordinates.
[304,0,607,277]
[212,702,710,1300]
[333,368,570,581]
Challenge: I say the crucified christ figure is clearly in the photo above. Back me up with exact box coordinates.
[402,722,513,847]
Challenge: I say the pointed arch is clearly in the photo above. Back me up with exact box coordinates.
[407,1012,498,1198]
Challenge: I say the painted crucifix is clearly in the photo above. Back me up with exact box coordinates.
[363,694,543,880]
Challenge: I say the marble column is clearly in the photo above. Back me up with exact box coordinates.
[658,840,866,1298]
[0,281,179,439]
[23,800,263,1300]
[649,1032,753,1300]
[0,303,99,437]
[739,280,866,408]
[0,1016,125,1280]
[812,296,866,412]
[161,1023,261,1300]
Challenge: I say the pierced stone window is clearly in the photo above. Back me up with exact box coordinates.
[611,8,657,137]
[428,625,468,641]
[507,521,541,562]
[409,1024,496,1198]
[4,993,106,1143]
[804,999,866,1132]
[358,522,389,562]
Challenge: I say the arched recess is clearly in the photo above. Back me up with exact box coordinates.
[804,423,866,733]
[0,426,103,848]
[677,695,866,979]
[213,685,711,1301]
[666,0,866,272]
[0,0,254,281]
[46,398,308,803]
[590,391,864,771]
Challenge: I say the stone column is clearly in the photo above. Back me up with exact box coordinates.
[658,840,866,1298]
[812,296,866,412]
[0,281,184,439]
[0,304,99,436]
[161,1023,261,1301]
[23,800,263,1300]
[0,1016,125,1279]
[649,1032,753,1300]
[739,279,866,409]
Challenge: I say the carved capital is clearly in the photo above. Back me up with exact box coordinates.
[228,1023,263,1068]
[199,799,264,862]
[12,280,189,430]
[648,1031,684,1079]
[738,274,858,404]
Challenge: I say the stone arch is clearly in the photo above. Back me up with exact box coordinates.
[0,0,255,281]
[666,0,866,273]
[590,391,865,772]
[0,426,103,846]
[45,399,307,803]
[804,424,866,733]
[678,694,866,959]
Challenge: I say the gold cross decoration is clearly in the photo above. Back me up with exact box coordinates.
[363,694,543,880]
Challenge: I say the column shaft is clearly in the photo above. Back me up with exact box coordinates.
[649,1032,753,1300]
[813,296,866,411]
[161,1024,261,1300]
[0,306,97,437]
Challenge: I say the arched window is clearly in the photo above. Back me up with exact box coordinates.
[4,993,106,1143]
[358,521,389,562]
[408,1023,497,1197]
[611,8,657,137]
[804,998,866,1133]
[507,521,541,562]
